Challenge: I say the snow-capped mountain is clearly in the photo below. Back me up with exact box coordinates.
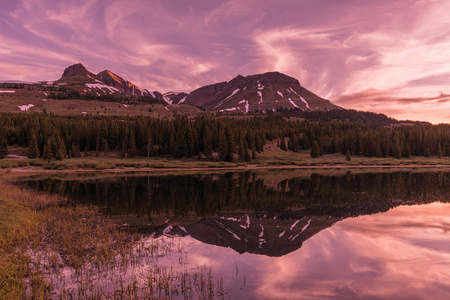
[185,72,340,113]
[153,214,341,257]
[57,63,155,98]
[6,64,340,113]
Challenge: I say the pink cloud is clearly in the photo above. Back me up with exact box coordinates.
[1,0,449,122]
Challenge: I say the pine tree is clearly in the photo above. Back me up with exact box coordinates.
[43,140,54,162]
[218,129,228,161]
[346,149,352,161]
[393,139,402,159]
[310,141,321,158]
[405,144,411,159]
[55,148,65,161]
[50,136,59,157]
[252,147,257,160]
[28,131,40,159]
[243,139,251,161]
[70,144,80,158]
[280,137,287,151]
[0,137,7,159]
[128,129,137,158]
[224,127,234,162]
[146,133,153,158]
[203,133,213,159]
[238,137,246,161]
[101,138,109,152]
[437,142,443,158]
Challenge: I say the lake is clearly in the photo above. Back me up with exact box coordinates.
[21,170,450,299]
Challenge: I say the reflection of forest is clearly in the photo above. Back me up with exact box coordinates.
[22,171,450,256]
[24,171,450,220]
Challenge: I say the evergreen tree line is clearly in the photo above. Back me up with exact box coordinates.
[26,172,450,217]
[46,88,161,105]
[0,112,448,161]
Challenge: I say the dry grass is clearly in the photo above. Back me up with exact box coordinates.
[0,179,134,298]
[0,179,227,299]
[255,146,450,167]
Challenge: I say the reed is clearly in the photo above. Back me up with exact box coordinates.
[0,179,226,299]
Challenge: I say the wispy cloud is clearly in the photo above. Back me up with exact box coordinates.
[1,0,450,122]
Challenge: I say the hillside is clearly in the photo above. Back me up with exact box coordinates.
[184,71,340,113]
[56,63,155,98]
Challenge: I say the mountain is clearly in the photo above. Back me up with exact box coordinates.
[184,71,340,113]
[61,63,96,79]
[161,91,189,104]
[57,63,156,98]
[149,214,341,257]
[97,70,150,97]
[3,64,341,115]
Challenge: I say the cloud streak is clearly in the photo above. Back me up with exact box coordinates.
[1,0,449,123]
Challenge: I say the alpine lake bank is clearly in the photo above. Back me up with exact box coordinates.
[0,148,449,299]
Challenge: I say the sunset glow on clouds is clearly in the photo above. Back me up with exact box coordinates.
[1,0,450,123]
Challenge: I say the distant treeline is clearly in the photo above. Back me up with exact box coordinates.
[0,111,448,161]
[45,87,161,105]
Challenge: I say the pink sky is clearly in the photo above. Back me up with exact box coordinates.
[1,0,450,123]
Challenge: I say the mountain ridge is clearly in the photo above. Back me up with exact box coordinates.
[3,63,341,113]
[183,71,340,112]
[58,63,154,98]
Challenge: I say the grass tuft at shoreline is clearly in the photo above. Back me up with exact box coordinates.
[0,180,134,299]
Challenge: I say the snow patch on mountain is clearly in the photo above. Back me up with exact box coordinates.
[279,230,285,238]
[0,90,16,93]
[259,224,266,248]
[257,91,263,104]
[257,81,265,90]
[213,88,240,109]
[18,104,34,111]
[290,219,301,230]
[214,220,241,240]
[289,98,300,109]
[291,218,312,241]
[302,218,312,232]
[220,107,239,112]
[277,91,283,98]
[86,84,119,94]
[179,226,188,234]
[178,96,187,104]
[288,87,310,109]
[163,225,173,236]
[300,96,310,109]
[239,99,249,114]
[162,93,173,104]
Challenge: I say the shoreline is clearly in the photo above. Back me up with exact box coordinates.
[2,162,449,181]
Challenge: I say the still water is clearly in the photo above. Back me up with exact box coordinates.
[23,170,450,299]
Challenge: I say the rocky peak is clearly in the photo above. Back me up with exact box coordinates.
[61,63,92,78]
[97,70,125,85]
[247,71,300,86]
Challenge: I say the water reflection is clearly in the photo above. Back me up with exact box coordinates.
[23,171,450,258]
[247,203,450,299]
[21,171,450,298]
[54,203,449,299]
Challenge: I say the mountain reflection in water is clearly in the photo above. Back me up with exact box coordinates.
[23,171,450,257]
[22,171,450,299]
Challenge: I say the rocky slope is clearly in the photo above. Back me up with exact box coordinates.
[57,63,160,98]
[153,214,341,257]
[183,71,340,113]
